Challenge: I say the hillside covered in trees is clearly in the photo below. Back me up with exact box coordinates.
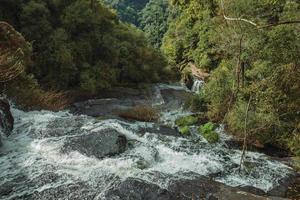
[0,0,168,103]
[0,0,299,163]
[102,0,169,48]
[162,0,300,158]
[0,0,300,199]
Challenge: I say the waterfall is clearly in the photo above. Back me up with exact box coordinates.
[191,79,204,93]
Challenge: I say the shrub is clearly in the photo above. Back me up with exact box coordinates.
[184,92,207,112]
[202,61,234,121]
[175,115,198,127]
[293,157,300,172]
[198,122,219,143]
[3,74,69,111]
[178,126,190,135]
[288,130,300,157]
[118,105,159,122]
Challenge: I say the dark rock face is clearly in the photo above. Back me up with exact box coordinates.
[184,74,194,90]
[267,172,298,197]
[136,124,181,137]
[70,98,136,118]
[62,128,127,159]
[105,178,176,200]
[70,87,152,118]
[160,89,192,110]
[8,182,96,200]
[105,176,285,200]
[70,86,193,122]
[0,99,14,136]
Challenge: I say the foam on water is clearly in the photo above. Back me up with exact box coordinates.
[191,79,204,93]
[0,95,294,199]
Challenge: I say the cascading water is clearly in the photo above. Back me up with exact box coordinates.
[0,84,295,199]
[191,79,204,93]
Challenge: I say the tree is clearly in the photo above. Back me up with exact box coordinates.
[140,0,169,48]
[0,21,31,83]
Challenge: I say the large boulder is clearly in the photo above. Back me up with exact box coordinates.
[0,99,14,136]
[136,124,181,137]
[105,178,176,200]
[61,128,127,159]
[105,176,288,200]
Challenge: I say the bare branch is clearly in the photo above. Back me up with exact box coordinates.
[220,0,258,27]
[259,20,300,28]
[220,0,300,29]
[239,96,252,171]
[223,15,258,27]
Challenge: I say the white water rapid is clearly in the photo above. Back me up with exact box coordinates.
[0,84,294,200]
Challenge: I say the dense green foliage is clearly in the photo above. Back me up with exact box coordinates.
[162,0,300,155]
[198,122,219,143]
[140,0,169,48]
[175,115,198,127]
[101,0,149,26]
[102,0,169,48]
[0,22,68,110]
[162,0,219,71]
[178,126,190,135]
[175,115,199,136]
[0,0,167,94]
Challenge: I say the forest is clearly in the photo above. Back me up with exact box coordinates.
[101,0,300,159]
[0,0,299,199]
[162,0,300,159]
[0,0,168,108]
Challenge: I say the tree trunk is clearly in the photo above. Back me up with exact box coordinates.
[241,61,245,88]
[91,0,96,12]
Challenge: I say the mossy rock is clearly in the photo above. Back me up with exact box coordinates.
[175,116,198,127]
[293,157,300,171]
[118,106,159,122]
[198,122,219,143]
[95,116,109,121]
[178,126,191,135]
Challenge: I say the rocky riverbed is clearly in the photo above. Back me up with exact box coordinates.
[0,83,298,200]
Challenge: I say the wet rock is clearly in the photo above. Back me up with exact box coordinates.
[160,89,192,109]
[184,73,194,90]
[15,182,96,200]
[137,124,181,137]
[62,128,127,159]
[70,87,153,118]
[70,98,135,117]
[260,144,291,158]
[167,176,287,200]
[105,178,175,200]
[127,143,160,169]
[0,99,14,136]
[105,176,286,200]
[286,175,300,199]
[237,186,266,196]
[267,172,298,197]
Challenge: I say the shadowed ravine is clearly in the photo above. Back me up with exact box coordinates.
[0,83,297,200]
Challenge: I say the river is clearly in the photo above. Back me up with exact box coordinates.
[0,83,296,199]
